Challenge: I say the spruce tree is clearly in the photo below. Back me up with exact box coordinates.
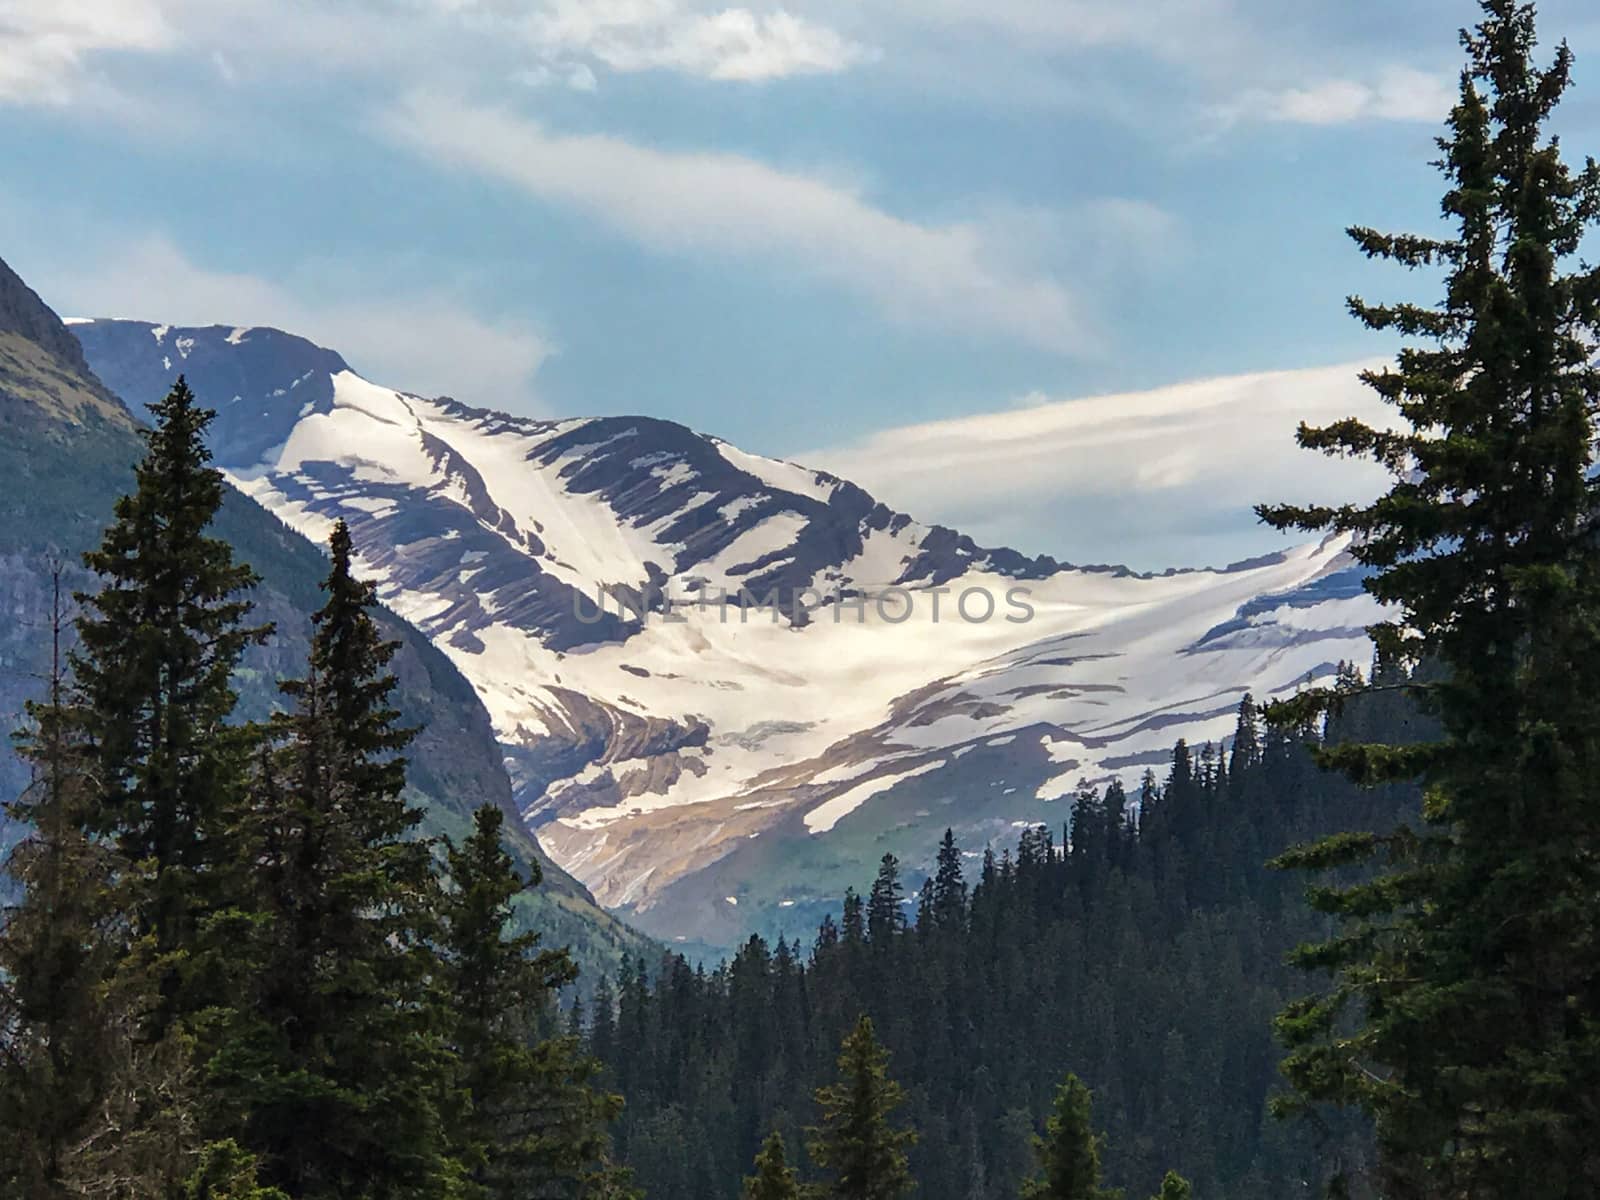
[1148,1172,1190,1200]
[931,829,967,931]
[807,1015,916,1200]
[1258,3,1600,1195]
[440,803,622,1199]
[841,889,866,946]
[742,1130,801,1200]
[67,376,271,1032]
[866,854,905,945]
[214,520,449,1198]
[181,1141,290,1200]
[0,577,125,1196]
[1020,1075,1120,1200]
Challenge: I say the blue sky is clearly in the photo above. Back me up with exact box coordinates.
[4,0,1600,567]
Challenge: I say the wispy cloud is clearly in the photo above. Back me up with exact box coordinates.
[1241,66,1457,127]
[808,362,1400,569]
[513,0,872,82]
[42,235,551,409]
[378,91,1092,354]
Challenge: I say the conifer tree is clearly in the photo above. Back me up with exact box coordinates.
[866,855,905,945]
[1258,3,1600,1194]
[1226,695,1260,783]
[0,576,125,1196]
[1019,1075,1120,1200]
[590,975,617,1064]
[214,520,449,1198]
[742,1130,801,1200]
[181,1141,289,1200]
[931,829,967,930]
[67,376,271,1032]
[440,803,622,1200]
[841,889,866,946]
[807,1015,916,1200]
[1147,1171,1190,1200]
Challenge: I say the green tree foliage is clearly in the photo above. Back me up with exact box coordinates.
[1147,1172,1189,1200]
[181,1141,290,1200]
[930,831,966,932]
[1,384,629,1198]
[214,519,451,1198]
[588,691,1414,1200]
[742,1131,801,1200]
[0,576,126,1196]
[66,376,271,1032]
[808,1016,917,1200]
[1257,3,1600,1194]
[1019,1075,1120,1200]
[440,803,623,1199]
[866,855,905,946]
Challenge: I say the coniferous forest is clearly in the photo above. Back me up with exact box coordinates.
[6,2,1600,1198]
[581,682,1420,1200]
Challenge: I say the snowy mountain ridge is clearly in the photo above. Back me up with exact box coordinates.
[74,318,1381,948]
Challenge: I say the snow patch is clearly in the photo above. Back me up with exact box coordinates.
[805,760,945,835]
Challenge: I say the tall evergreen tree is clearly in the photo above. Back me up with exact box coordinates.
[841,889,866,947]
[0,576,126,1196]
[808,1016,917,1200]
[1258,3,1600,1195]
[931,830,967,931]
[866,855,905,945]
[1019,1075,1120,1200]
[67,376,271,1032]
[214,520,449,1198]
[441,803,622,1199]
[741,1131,801,1200]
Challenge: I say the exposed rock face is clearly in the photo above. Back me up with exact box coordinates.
[0,263,653,986]
[76,318,1382,950]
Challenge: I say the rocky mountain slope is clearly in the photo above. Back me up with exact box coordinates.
[76,318,1382,950]
[0,259,651,982]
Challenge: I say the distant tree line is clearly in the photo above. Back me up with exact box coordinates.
[582,680,1421,1200]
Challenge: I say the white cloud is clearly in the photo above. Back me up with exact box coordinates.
[43,235,551,410]
[1236,66,1456,127]
[0,0,172,104]
[519,0,871,82]
[807,362,1402,569]
[378,92,1091,354]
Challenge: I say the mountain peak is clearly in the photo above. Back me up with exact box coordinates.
[0,256,101,377]
[73,316,1379,949]
[73,319,350,465]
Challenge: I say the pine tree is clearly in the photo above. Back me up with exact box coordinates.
[181,1141,290,1200]
[807,1015,916,1200]
[841,889,866,946]
[1020,1075,1120,1200]
[67,376,271,1032]
[742,1130,801,1200]
[930,829,967,932]
[441,803,622,1199]
[1258,3,1600,1195]
[1148,1171,1190,1200]
[0,574,126,1196]
[590,975,617,1065]
[214,520,450,1198]
[866,855,905,945]
[1226,695,1259,784]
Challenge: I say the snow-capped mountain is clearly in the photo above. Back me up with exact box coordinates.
[75,319,1381,949]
